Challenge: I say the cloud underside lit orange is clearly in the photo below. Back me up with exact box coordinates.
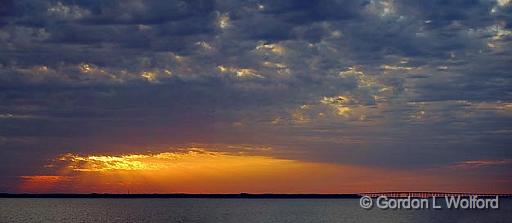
[19,148,511,194]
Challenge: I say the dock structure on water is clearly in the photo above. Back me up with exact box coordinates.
[359,192,509,198]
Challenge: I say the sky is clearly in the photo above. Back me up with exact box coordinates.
[0,0,511,193]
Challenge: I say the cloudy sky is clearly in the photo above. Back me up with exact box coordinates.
[1,0,511,193]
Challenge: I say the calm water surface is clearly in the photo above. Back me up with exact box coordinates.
[1,198,511,223]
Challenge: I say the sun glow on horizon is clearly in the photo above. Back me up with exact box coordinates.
[21,148,329,193]
[17,148,512,194]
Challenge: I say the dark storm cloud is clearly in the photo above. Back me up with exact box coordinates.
[1,0,512,188]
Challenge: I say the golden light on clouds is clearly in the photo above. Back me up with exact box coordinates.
[262,61,287,69]
[321,96,355,117]
[140,70,172,82]
[23,148,326,193]
[18,148,509,193]
[217,65,263,78]
[262,61,290,75]
[217,13,230,29]
[141,71,158,82]
[256,43,285,55]
[338,66,381,89]
[78,63,110,77]
[57,148,290,172]
[79,63,93,73]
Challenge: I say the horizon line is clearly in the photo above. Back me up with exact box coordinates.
[2,192,511,199]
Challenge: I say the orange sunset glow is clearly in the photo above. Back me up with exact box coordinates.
[17,147,510,194]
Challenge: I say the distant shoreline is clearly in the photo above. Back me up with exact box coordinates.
[0,193,360,199]
[1,193,511,199]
